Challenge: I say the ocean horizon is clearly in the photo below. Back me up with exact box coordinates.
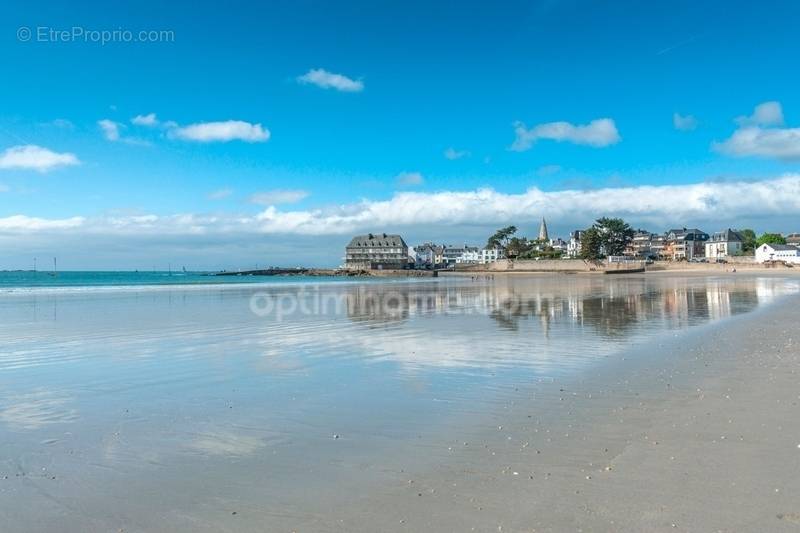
[0,270,395,291]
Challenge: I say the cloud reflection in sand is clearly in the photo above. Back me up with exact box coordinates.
[0,388,78,430]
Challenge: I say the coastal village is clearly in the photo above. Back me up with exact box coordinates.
[344,219,800,270]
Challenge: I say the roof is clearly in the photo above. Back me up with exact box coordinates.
[761,243,798,251]
[347,233,407,248]
[710,228,745,242]
[667,228,708,240]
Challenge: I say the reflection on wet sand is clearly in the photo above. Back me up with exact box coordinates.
[338,277,793,369]
[0,389,78,430]
[0,275,798,532]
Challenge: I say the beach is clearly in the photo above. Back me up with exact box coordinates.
[1,272,799,532]
[329,277,800,532]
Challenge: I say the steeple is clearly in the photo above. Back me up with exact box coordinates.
[538,217,549,241]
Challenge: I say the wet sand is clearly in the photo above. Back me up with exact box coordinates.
[1,274,799,532]
[319,288,800,532]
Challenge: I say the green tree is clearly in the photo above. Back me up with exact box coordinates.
[756,232,787,246]
[506,236,533,258]
[594,217,634,256]
[578,218,634,260]
[487,226,518,249]
[580,227,603,260]
[740,229,757,253]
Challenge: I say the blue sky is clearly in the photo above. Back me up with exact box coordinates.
[2,0,800,269]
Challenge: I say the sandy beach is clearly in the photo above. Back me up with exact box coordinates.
[1,273,799,532]
[317,279,800,532]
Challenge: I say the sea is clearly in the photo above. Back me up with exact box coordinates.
[0,270,351,290]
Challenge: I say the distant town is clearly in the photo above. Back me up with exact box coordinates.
[344,218,800,270]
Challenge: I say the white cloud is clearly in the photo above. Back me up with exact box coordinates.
[249,189,309,205]
[0,145,79,172]
[714,127,800,160]
[297,68,364,92]
[4,176,800,239]
[208,188,233,200]
[131,113,159,126]
[715,102,800,160]
[249,176,800,235]
[444,147,470,160]
[673,113,698,131]
[396,171,424,187]
[98,119,121,141]
[736,101,784,127]
[0,214,85,231]
[511,118,620,151]
[169,120,270,143]
[98,119,151,146]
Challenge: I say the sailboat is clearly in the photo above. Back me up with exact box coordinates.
[48,257,58,277]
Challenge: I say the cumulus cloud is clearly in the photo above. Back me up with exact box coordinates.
[396,171,424,187]
[715,101,800,160]
[3,176,800,242]
[169,120,270,143]
[735,101,784,127]
[249,189,309,205]
[98,119,151,145]
[131,113,159,126]
[297,68,364,92]
[715,127,800,160]
[673,113,698,131]
[444,147,470,160]
[510,118,620,151]
[98,119,121,141]
[0,145,79,172]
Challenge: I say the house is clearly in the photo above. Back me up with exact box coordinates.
[456,246,481,264]
[567,230,583,258]
[413,243,437,269]
[442,245,480,265]
[649,234,667,259]
[625,230,656,259]
[549,237,567,256]
[786,233,800,246]
[345,233,409,270]
[433,245,445,266]
[479,247,505,264]
[664,228,709,261]
[755,243,800,264]
[705,229,745,260]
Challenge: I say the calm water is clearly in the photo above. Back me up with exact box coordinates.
[0,274,797,531]
[0,270,358,289]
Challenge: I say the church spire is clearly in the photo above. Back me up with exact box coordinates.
[538,217,549,241]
